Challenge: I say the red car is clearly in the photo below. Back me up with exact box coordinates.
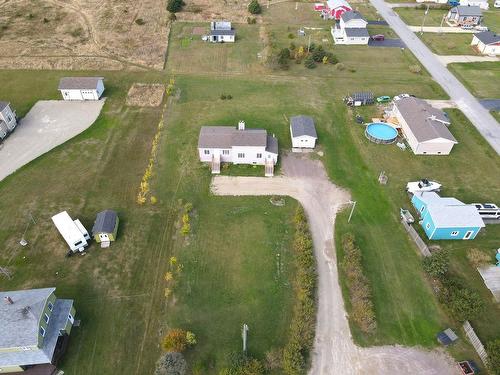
[371,34,385,41]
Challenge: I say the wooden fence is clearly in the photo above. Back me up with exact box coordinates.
[401,219,431,257]
[463,320,488,365]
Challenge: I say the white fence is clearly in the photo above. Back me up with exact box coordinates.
[463,320,488,365]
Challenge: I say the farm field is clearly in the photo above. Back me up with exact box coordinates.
[418,33,478,55]
[448,61,500,98]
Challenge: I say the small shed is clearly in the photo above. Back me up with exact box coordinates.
[290,115,318,149]
[58,77,105,101]
[344,92,374,106]
[92,210,119,248]
[437,328,458,346]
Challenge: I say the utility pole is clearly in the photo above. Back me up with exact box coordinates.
[242,324,249,353]
[420,4,430,35]
[439,14,446,34]
[347,201,357,223]
[307,34,312,53]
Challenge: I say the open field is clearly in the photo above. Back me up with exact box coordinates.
[483,10,500,32]
[448,61,500,98]
[394,7,447,26]
[418,33,478,55]
[0,0,169,70]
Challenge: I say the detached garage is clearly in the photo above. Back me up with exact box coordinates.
[58,77,105,101]
[290,115,318,149]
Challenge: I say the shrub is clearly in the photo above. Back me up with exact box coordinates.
[422,250,449,279]
[135,18,146,25]
[336,62,346,71]
[155,352,187,375]
[289,42,296,51]
[486,339,500,375]
[220,94,227,100]
[288,33,295,39]
[169,12,177,21]
[248,0,262,14]
[264,348,283,371]
[466,248,491,268]
[409,64,422,74]
[186,331,197,345]
[446,286,484,321]
[311,45,325,62]
[247,17,257,24]
[162,329,188,352]
[43,17,49,23]
[223,353,265,375]
[304,55,316,69]
[226,94,233,100]
[181,213,190,235]
[167,0,185,13]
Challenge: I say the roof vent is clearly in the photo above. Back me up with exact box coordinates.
[4,296,14,305]
[238,121,245,130]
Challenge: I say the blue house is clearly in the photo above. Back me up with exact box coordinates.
[411,192,485,240]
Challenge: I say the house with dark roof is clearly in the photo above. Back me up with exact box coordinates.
[0,101,17,141]
[411,192,485,240]
[391,97,457,155]
[446,6,483,26]
[207,21,235,43]
[290,116,318,149]
[331,11,369,45]
[471,31,500,55]
[92,210,119,248]
[0,288,76,373]
[198,121,278,176]
[58,77,104,101]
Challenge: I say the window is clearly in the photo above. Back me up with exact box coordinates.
[238,153,245,158]
[256,153,262,158]
[48,302,53,311]
[7,115,12,122]
[204,149,210,155]
[420,206,425,213]
[450,231,459,236]
[39,326,46,337]
[425,223,431,230]
[75,241,82,246]
[222,150,229,155]
[68,313,73,321]
[44,313,50,324]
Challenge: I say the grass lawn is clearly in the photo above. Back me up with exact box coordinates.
[492,110,500,122]
[418,33,478,55]
[448,62,500,98]
[483,10,500,31]
[394,7,448,26]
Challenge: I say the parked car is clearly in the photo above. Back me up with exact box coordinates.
[406,179,442,194]
[393,93,410,101]
[461,25,474,30]
[371,34,385,41]
[475,25,488,31]
[376,96,391,104]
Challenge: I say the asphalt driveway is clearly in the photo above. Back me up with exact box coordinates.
[0,100,105,181]
[368,38,406,47]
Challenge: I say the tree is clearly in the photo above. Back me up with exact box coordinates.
[248,0,262,14]
[486,339,500,375]
[167,0,184,13]
[422,250,449,278]
[304,54,316,69]
[155,352,187,375]
[162,329,188,352]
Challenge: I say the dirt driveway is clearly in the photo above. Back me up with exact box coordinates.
[211,153,457,375]
[0,100,104,181]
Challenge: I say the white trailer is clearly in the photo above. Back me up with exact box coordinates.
[51,211,90,252]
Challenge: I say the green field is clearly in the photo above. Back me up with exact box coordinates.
[418,33,478,55]
[394,7,448,27]
[448,61,500,98]
[1,1,499,374]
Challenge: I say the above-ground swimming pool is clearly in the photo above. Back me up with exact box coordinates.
[365,122,398,144]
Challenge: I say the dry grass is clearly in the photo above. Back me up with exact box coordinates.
[126,83,165,107]
[175,0,250,23]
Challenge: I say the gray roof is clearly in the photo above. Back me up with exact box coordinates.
[341,10,365,23]
[92,210,118,235]
[290,116,318,138]
[266,135,278,154]
[211,29,235,36]
[0,288,73,367]
[474,31,500,45]
[0,101,9,111]
[344,27,369,37]
[58,77,103,90]
[394,97,457,143]
[198,126,264,146]
[452,5,482,16]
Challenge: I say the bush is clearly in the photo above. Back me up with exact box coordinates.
[135,18,146,25]
[162,329,188,352]
[264,348,283,371]
[446,287,484,321]
[247,17,257,24]
[304,55,316,69]
[248,0,262,14]
[222,353,265,375]
[466,248,491,268]
[288,33,295,39]
[423,250,449,279]
[486,339,500,375]
[409,64,422,74]
[155,352,187,375]
[169,12,177,21]
[336,62,346,71]
[167,0,185,13]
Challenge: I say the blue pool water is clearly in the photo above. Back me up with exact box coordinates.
[366,123,398,142]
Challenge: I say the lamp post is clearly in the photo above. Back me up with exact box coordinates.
[420,4,430,35]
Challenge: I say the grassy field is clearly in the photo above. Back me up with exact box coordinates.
[394,7,447,26]
[448,62,500,98]
[418,33,478,55]
[483,10,500,31]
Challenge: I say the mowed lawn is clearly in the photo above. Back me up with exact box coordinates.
[448,62,500,98]
[419,33,478,55]
[394,7,447,26]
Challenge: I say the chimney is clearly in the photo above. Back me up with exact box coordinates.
[238,121,245,130]
[4,296,14,305]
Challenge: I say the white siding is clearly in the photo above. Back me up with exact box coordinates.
[0,104,17,131]
[60,80,105,101]
[198,146,277,165]
[291,135,316,148]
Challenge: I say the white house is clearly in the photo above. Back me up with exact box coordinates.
[0,101,17,140]
[471,31,500,55]
[446,6,483,26]
[391,97,457,155]
[58,77,105,101]
[460,0,489,10]
[331,11,369,45]
[290,116,318,149]
[198,121,278,176]
[208,21,235,43]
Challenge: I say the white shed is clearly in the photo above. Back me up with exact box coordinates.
[290,115,318,149]
[58,77,105,101]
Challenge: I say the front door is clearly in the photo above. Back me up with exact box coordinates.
[463,230,474,240]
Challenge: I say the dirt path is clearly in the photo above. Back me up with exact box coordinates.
[211,153,457,374]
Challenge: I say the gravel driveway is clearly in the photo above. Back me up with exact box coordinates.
[0,100,104,181]
[211,154,457,375]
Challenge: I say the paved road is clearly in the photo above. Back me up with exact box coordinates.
[0,100,104,181]
[212,154,457,375]
[370,0,500,154]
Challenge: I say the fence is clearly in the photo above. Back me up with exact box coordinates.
[463,320,488,365]
[401,219,431,257]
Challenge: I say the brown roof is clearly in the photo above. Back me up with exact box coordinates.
[58,77,103,90]
[395,97,457,143]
